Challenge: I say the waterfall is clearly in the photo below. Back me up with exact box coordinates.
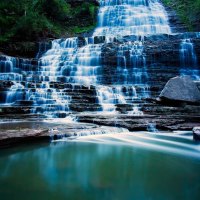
[0,0,172,117]
[180,38,200,80]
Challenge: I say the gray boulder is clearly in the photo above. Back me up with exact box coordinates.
[159,76,200,103]
[193,127,200,141]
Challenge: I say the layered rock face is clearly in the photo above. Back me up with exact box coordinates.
[0,0,200,132]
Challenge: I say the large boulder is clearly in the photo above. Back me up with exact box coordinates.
[159,76,200,103]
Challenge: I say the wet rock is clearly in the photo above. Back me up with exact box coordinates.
[14,100,34,106]
[101,42,118,66]
[77,37,87,47]
[100,33,200,69]
[55,112,68,118]
[94,36,106,44]
[0,80,14,90]
[193,127,200,141]
[0,41,52,59]
[159,76,200,104]
[116,104,133,114]
[0,107,33,115]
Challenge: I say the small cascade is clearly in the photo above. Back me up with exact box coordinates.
[180,38,200,80]
[97,86,126,113]
[27,38,78,116]
[116,40,150,101]
[0,56,15,73]
[0,38,80,117]
[6,82,24,104]
[74,43,103,85]
[147,123,158,133]
[117,41,148,84]
[52,126,129,141]
[0,56,22,81]
[38,37,78,82]
[96,85,144,115]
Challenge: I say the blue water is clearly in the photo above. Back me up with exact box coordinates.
[0,133,200,200]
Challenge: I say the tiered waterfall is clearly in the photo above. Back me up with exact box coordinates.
[0,0,199,120]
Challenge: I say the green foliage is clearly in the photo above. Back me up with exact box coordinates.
[0,0,98,43]
[42,0,71,21]
[162,0,200,31]
[73,25,97,34]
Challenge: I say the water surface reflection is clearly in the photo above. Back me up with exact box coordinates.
[0,133,200,200]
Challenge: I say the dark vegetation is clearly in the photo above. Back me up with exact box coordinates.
[0,0,99,43]
[162,0,200,31]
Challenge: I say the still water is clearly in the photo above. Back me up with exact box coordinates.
[0,132,200,200]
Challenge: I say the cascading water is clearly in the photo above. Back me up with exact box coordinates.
[0,0,172,117]
[0,38,79,117]
[94,0,171,36]
[92,0,171,114]
[74,43,102,85]
[180,38,200,80]
[0,56,23,81]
